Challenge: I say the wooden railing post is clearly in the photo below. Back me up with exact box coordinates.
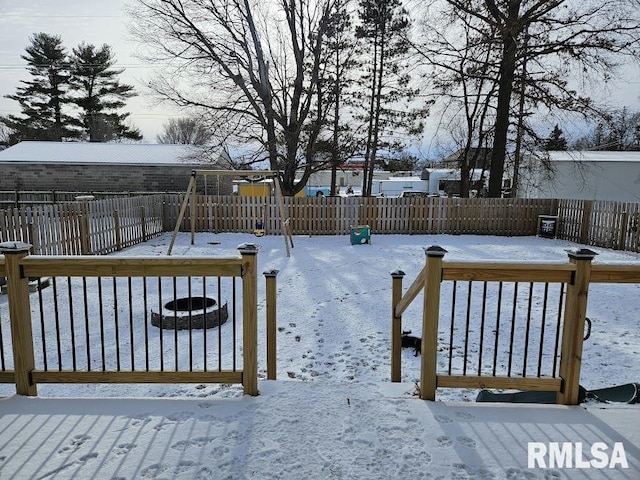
[557,248,597,405]
[0,241,37,396]
[390,270,405,382]
[239,243,259,395]
[264,269,279,380]
[420,246,447,400]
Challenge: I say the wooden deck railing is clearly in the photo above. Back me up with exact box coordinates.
[0,241,279,396]
[391,246,640,404]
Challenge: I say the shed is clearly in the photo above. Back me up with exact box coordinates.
[518,151,640,203]
[0,141,233,194]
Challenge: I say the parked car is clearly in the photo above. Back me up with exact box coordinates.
[397,191,431,198]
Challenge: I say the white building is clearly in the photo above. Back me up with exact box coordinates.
[518,151,640,203]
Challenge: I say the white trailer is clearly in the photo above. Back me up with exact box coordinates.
[374,176,430,197]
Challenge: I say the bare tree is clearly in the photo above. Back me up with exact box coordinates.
[417,0,640,197]
[157,117,214,145]
[412,5,499,197]
[131,0,338,195]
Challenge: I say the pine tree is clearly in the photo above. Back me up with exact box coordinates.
[323,0,359,195]
[353,0,426,196]
[69,43,141,142]
[544,124,568,151]
[1,33,79,142]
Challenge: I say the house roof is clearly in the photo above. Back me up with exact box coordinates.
[0,141,223,165]
[548,151,640,162]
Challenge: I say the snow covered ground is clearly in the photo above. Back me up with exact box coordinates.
[0,232,639,478]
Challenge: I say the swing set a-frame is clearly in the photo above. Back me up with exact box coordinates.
[167,169,294,256]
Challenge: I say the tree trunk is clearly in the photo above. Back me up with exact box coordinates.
[488,34,518,198]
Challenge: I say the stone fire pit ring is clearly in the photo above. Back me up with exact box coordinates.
[151,296,228,330]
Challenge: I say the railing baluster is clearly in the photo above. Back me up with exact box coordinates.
[67,277,77,371]
[537,283,550,377]
[448,281,457,375]
[202,278,207,372]
[98,277,106,371]
[173,276,178,371]
[217,276,222,372]
[552,283,564,377]
[463,281,472,376]
[477,282,488,376]
[82,277,91,371]
[37,280,47,371]
[507,282,519,376]
[53,277,62,371]
[523,282,534,377]
[188,277,193,372]
[113,277,121,372]
[143,277,149,371]
[492,282,503,377]
[128,277,134,371]
[232,277,237,372]
[158,277,164,372]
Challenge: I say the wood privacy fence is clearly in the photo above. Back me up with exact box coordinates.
[391,247,640,404]
[557,199,640,252]
[1,193,640,254]
[0,195,164,255]
[0,242,279,396]
[165,195,556,236]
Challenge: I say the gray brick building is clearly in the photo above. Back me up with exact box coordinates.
[0,141,233,194]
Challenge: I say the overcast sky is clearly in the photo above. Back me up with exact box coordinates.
[0,0,176,143]
[1,1,639,150]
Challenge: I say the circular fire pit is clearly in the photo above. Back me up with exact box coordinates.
[151,296,228,330]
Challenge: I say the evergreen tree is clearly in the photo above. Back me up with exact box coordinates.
[1,33,79,142]
[323,0,359,195]
[353,0,426,196]
[544,124,568,151]
[69,43,141,142]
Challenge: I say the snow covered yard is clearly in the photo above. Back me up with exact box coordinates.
[0,232,639,478]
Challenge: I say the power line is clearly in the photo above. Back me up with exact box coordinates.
[0,64,152,70]
[1,14,122,18]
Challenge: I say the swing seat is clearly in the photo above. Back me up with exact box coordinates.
[254,229,265,237]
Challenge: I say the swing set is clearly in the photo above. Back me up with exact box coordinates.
[167,170,294,256]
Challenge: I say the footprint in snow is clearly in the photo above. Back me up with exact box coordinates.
[113,443,136,456]
[434,414,453,424]
[436,435,454,447]
[57,434,92,454]
[454,411,476,420]
[457,436,477,448]
[139,463,169,479]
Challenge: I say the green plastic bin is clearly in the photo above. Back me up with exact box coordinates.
[350,225,371,245]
